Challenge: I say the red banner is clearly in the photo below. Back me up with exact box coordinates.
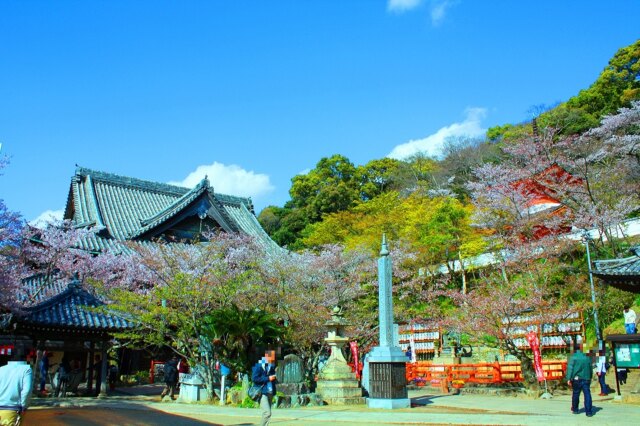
[526,331,545,382]
[349,341,360,379]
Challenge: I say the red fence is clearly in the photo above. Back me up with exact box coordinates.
[406,360,566,387]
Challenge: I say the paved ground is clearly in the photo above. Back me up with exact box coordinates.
[27,385,640,426]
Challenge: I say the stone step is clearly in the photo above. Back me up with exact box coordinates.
[322,396,366,405]
[316,384,364,399]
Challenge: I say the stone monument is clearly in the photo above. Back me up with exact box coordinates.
[178,372,206,402]
[276,354,308,395]
[366,235,410,409]
[315,306,365,405]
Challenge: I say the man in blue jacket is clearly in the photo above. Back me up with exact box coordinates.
[251,349,277,426]
[0,351,33,425]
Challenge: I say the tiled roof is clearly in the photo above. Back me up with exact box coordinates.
[64,167,281,252]
[21,274,69,306]
[593,247,640,293]
[19,278,134,332]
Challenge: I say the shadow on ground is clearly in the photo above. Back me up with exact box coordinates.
[27,404,229,426]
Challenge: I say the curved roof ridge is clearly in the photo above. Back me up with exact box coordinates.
[75,166,189,196]
[24,279,101,313]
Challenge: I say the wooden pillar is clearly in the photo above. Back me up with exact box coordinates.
[87,341,95,394]
[32,341,43,396]
[99,341,109,397]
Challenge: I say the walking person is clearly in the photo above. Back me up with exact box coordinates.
[54,357,71,397]
[623,306,637,334]
[177,357,189,391]
[595,351,608,396]
[566,339,594,417]
[0,351,33,426]
[160,356,179,400]
[251,349,277,426]
[92,355,103,396]
[38,351,49,395]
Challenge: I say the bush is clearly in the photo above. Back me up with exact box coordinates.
[239,396,258,408]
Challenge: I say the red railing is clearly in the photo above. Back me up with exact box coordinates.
[406,360,567,387]
[149,360,165,384]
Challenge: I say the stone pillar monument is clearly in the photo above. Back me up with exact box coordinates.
[366,235,410,409]
[315,307,365,405]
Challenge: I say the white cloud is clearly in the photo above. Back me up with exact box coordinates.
[29,209,64,229]
[387,107,487,160]
[387,0,423,13]
[388,0,457,26]
[430,0,456,26]
[168,162,274,199]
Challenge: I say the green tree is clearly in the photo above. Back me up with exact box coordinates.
[357,158,404,201]
[567,39,640,119]
[290,154,359,221]
[202,304,285,374]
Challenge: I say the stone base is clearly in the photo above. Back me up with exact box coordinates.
[368,346,408,363]
[367,397,410,409]
[323,395,366,405]
[277,382,308,395]
[318,358,357,380]
[316,379,364,405]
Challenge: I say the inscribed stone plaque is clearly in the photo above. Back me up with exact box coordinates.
[277,354,304,383]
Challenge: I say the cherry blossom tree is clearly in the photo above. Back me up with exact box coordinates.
[428,252,589,387]
[450,104,640,387]
[251,244,378,382]
[0,158,25,319]
[469,102,640,254]
[95,231,274,399]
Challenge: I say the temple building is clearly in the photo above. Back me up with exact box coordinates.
[65,166,280,250]
[1,166,280,395]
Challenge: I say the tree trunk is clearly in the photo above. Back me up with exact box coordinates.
[504,340,537,390]
[518,353,539,390]
[458,250,467,294]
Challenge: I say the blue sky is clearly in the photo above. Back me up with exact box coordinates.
[0,1,638,224]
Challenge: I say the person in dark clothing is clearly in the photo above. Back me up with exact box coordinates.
[55,357,71,397]
[92,355,103,396]
[251,350,277,426]
[160,357,179,400]
[566,341,593,417]
[108,363,119,390]
[38,351,49,394]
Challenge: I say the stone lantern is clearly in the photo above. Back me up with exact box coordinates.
[314,306,364,405]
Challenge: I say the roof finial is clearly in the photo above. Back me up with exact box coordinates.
[380,233,389,256]
[69,272,81,289]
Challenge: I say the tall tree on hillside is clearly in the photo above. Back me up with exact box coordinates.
[434,136,503,198]
[290,154,359,221]
[301,191,486,291]
[357,158,404,201]
[567,40,640,120]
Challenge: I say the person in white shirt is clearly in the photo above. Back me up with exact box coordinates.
[623,306,637,334]
[0,352,33,426]
[595,352,608,396]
